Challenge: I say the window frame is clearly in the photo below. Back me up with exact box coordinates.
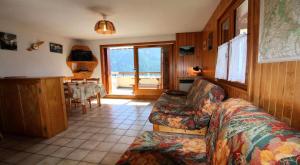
[216,0,249,90]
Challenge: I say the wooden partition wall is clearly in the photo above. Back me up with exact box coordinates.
[200,0,300,130]
[176,32,202,78]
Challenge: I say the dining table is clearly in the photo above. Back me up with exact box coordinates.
[68,82,106,113]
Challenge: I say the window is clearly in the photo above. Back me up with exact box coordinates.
[215,0,248,85]
[215,42,229,80]
[228,34,247,83]
[221,18,231,44]
[235,0,248,36]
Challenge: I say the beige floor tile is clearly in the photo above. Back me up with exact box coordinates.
[1,99,150,165]
[89,134,107,141]
[57,159,79,165]
[82,151,107,163]
[110,144,130,154]
[100,153,122,165]
[3,152,31,163]
[66,149,90,161]
[104,135,121,143]
[79,141,100,150]
[125,130,140,137]
[65,139,86,148]
[78,162,98,165]
[18,154,45,165]
[38,145,60,155]
[40,136,59,144]
[52,138,72,146]
[99,128,115,134]
[36,156,62,165]
[118,136,136,144]
[25,143,47,153]
[77,133,94,140]
[50,147,75,158]
[112,129,127,136]
[84,127,101,133]
[94,142,115,152]
[64,131,82,138]
[118,124,131,129]
[0,149,17,160]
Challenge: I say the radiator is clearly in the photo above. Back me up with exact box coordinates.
[178,79,194,92]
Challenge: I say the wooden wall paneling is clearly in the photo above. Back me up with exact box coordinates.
[268,63,279,116]
[0,77,68,137]
[18,80,43,137]
[274,62,287,120]
[0,83,24,134]
[201,0,300,130]
[282,62,296,125]
[291,61,300,130]
[262,64,272,111]
[43,78,68,136]
[175,32,202,79]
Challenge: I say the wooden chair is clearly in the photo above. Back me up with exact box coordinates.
[86,78,101,108]
[63,83,87,114]
[86,78,100,84]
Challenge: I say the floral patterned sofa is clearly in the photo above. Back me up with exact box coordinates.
[117,98,300,165]
[149,78,225,135]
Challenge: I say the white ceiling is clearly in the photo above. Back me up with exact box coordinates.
[0,0,220,40]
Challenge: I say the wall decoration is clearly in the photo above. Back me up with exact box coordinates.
[259,0,300,63]
[203,40,207,51]
[179,46,195,56]
[0,32,17,51]
[27,41,44,51]
[49,42,63,53]
[208,32,213,50]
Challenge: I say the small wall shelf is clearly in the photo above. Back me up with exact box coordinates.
[67,45,98,79]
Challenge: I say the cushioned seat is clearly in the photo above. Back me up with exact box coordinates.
[116,131,207,165]
[149,78,225,131]
[206,98,300,164]
[117,98,300,165]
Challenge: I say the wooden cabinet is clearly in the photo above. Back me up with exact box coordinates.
[0,77,68,138]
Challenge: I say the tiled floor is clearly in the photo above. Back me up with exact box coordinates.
[0,99,154,165]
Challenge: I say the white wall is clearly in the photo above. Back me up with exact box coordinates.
[0,19,78,77]
[82,34,175,78]
[0,19,175,79]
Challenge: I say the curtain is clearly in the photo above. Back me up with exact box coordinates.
[215,42,229,80]
[228,34,247,83]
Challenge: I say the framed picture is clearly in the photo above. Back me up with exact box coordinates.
[179,46,195,56]
[208,32,213,50]
[0,32,17,51]
[49,42,63,53]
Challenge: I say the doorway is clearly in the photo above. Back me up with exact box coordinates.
[101,41,175,98]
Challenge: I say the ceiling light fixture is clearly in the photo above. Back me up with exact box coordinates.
[94,14,116,35]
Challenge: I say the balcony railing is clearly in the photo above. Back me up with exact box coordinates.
[111,72,161,88]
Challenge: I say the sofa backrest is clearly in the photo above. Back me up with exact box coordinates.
[206,98,300,165]
[186,78,225,114]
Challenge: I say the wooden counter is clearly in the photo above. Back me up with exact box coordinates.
[0,77,68,138]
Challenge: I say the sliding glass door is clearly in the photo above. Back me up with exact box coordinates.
[133,46,163,95]
[102,42,174,97]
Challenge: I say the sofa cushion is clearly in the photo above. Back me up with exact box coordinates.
[116,131,207,165]
[186,78,225,111]
[149,79,225,130]
[149,107,211,130]
[206,98,300,164]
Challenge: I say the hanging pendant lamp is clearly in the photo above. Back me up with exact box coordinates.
[94,15,116,35]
